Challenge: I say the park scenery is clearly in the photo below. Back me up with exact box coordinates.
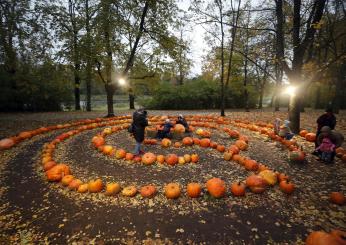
[0,0,345,244]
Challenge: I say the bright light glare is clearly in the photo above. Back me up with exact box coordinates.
[284,86,296,96]
[118,78,126,86]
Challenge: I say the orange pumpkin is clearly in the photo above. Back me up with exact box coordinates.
[61,175,74,186]
[161,138,172,147]
[46,164,71,182]
[68,179,83,190]
[224,152,233,161]
[174,142,182,148]
[306,230,343,245]
[191,154,199,163]
[43,161,56,171]
[103,145,114,155]
[279,180,295,194]
[193,138,200,145]
[200,138,211,148]
[115,149,126,159]
[246,175,267,194]
[239,135,249,143]
[174,124,185,133]
[228,130,239,138]
[229,145,240,154]
[206,178,226,198]
[330,192,345,205]
[165,183,181,199]
[235,140,248,150]
[244,159,259,171]
[142,152,157,165]
[299,130,308,137]
[0,138,15,150]
[88,179,103,193]
[183,154,191,163]
[258,170,277,186]
[187,183,202,198]
[182,137,193,146]
[230,182,246,196]
[122,186,137,197]
[305,133,316,142]
[140,185,157,198]
[77,184,88,193]
[105,183,121,195]
[216,145,225,152]
[92,136,105,147]
[165,154,178,166]
[18,131,32,140]
[125,152,134,161]
[157,155,165,164]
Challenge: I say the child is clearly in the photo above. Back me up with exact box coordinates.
[274,118,282,135]
[156,119,174,139]
[316,137,336,163]
[176,114,189,132]
[278,120,294,140]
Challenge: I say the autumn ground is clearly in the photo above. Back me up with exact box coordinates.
[0,109,345,244]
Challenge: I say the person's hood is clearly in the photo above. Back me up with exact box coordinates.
[321,126,331,133]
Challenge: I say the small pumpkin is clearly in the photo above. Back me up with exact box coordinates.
[77,184,88,193]
[235,140,248,150]
[115,149,126,159]
[157,155,165,164]
[246,175,267,194]
[224,152,233,161]
[279,180,295,194]
[191,153,199,163]
[258,170,277,186]
[142,152,157,165]
[178,156,185,164]
[122,186,137,197]
[46,164,70,182]
[183,154,191,163]
[105,183,121,196]
[61,175,74,186]
[187,183,202,198]
[230,182,246,196]
[306,230,343,245]
[305,133,316,142]
[165,154,178,166]
[182,137,193,146]
[330,192,345,205]
[216,145,225,152]
[299,130,308,137]
[165,183,181,199]
[244,159,259,171]
[43,161,56,171]
[161,138,172,147]
[125,152,134,161]
[103,145,114,155]
[0,138,15,150]
[88,179,103,193]
[140,185,157,198]
[68,179,83,191]
[192,138,200,145]
[174,142,182,148]
[206,178,226,198]
[200,138,211,148]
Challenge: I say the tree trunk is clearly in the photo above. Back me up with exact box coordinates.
[332,63,345,114]
[258,87,264,109]
[219,2,225,117]
[288,94,301,133]
[74,70,81,110]
[105,84,114,117]
[85,0,92,111]
[244,89,249,112]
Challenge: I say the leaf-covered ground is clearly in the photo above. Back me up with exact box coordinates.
[0,109,345,244]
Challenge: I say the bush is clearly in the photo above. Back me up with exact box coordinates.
[142,79,256,109]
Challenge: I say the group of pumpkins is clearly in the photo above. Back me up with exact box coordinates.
[306,229,346,245]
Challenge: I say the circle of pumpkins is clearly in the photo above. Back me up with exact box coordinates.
[1,114,344,204]
[40,115,298,200]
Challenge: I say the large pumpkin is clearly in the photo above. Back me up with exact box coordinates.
[187,183,202,198]
[88,179,103,193]
[244,159,259,171]
[165,183,181,199]
[174,124,185,133]
[246,175,267,194]
[305,133,316,142]
[46,164,70,182]
[0,138,15,150]
[258,170,277,186]
[165,154,178,166]
[206,178,226,198]
[142,152,157,165]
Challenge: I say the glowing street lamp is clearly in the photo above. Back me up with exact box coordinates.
[118,78,126,86]
[284,86,296,96]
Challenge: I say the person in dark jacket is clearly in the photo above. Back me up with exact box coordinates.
[176,114,189,132]
[156,119,174,139]
[313,107,337,151]
[132,109,148,155]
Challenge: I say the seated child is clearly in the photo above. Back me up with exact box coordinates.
[274,118,282,135]
[156,119,174,139]
[176,114,189,132]
[278,120,294,140]
[316,137,335,163]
